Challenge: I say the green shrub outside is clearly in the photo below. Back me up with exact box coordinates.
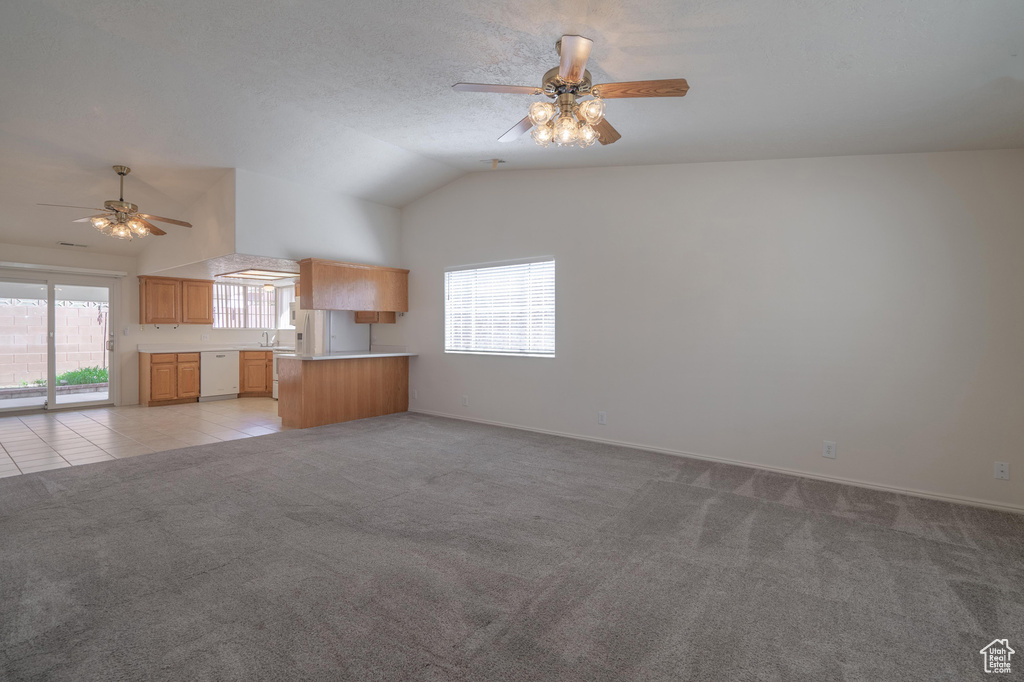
[24,366,109,387]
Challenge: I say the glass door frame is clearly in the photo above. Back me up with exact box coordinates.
[0,268,120,413]
[0,273,49,412]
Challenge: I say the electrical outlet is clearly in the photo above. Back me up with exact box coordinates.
[122,327,129,336]
[201,334,210,341]
[598,411,607,425]
[995,462,1010,480]
[412,389,418,401]
[461,395,469,407]
[823,441,837,459]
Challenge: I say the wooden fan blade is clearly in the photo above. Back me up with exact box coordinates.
[498,115,533,142]
[594,119,621,145]
[38,203,108,211]
[558,35,593,83]
[137,213,192,227]
[138,218,166,236]
[453,83,543,95]
[592,79,689,99]
[72,213,112,223]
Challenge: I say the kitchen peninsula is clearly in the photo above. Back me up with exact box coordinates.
[278,258,415,428]
[276,351,416,428]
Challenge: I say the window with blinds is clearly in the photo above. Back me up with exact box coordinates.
[213,283,277,329]
[444,258,555,357]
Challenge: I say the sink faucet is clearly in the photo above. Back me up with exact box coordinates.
[261,331,270,347]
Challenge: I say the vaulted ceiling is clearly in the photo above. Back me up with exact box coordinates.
[1,0,1022,255]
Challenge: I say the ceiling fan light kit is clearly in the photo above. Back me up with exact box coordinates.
[453,35,689,149]
[38,165,193,240]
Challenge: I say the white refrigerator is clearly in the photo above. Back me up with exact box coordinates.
[290,298,369,357]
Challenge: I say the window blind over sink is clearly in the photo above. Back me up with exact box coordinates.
[444,258,555,357]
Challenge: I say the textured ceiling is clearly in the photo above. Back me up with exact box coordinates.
[1,0,1022,255]
[150,254,299,284]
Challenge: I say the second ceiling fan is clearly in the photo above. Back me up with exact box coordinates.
[453,35,689,147]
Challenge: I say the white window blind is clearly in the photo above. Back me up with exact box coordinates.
[213,283,277,329]
[445,258,555,357]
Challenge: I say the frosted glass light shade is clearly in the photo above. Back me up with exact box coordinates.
[532,122,554,146]
[529,101,557,126]
[578,97,605,125]
[553,115,578,145]
[578,124,599,147]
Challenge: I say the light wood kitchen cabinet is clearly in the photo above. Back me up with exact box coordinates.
[149,354,177,401]
[181,280,214,324]
[139,277,181,324]
[298,258,408,312]
[139,276,214,325]
[239,351,273,396]
[353,311,397,324]
[140,352,201,405]
[176,354,201,398]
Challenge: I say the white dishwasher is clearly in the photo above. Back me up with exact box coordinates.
[200,351,240,401]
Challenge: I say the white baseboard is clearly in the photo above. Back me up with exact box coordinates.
[408,408,1024,515]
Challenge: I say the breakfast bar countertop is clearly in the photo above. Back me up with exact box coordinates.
[275,351,417,361]
[137,345,295,353]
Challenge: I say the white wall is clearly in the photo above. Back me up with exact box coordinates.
[233,169,401,266]
[137,169,236,275]
[398,150,1024,511]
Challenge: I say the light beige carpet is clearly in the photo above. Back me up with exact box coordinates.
[2,413,1021,680]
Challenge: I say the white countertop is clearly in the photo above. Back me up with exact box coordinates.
[138,344,295,353]
[275,351,417,361]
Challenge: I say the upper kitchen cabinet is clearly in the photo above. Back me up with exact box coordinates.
[139,277,181,324]
[298,259,408,312]
[139,276,214,324]
[181,280,214,324]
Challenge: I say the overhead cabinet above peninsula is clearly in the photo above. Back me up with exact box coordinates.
[298,259,408,316]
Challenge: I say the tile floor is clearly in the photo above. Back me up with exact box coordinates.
[0,398,286,478]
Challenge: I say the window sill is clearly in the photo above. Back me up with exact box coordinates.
[444,350,555,358]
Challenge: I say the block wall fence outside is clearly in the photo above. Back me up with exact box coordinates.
[0,301,110,386]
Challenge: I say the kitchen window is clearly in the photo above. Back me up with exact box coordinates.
[276,285,296,329]
[444,258,555,357]
[213,283,278,329]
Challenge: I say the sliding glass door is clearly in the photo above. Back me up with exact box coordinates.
[0,278,49,411]
[0,274,116,412]
[53,284,112,407]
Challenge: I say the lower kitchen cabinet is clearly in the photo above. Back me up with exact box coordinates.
[176,354,201,399]
[149,355,177,402]
[141,349,278,406]
[239,351,273,397]
[140,352,202,406]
